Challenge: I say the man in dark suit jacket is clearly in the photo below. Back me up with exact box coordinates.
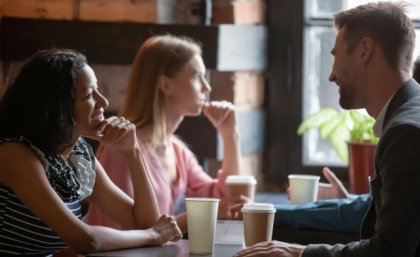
[235,2,419,257]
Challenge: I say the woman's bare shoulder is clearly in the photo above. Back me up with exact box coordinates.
[0,140,39,160]
[0,141,44,185]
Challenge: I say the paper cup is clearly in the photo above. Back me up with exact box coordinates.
[186,198,220,254]
[288,174,320,205]
[241,203,276,247]
[226,175,257,201]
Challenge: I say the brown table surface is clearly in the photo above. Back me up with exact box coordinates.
[87,239,245,257]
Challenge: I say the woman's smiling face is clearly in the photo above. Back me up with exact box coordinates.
[72,65,109,137]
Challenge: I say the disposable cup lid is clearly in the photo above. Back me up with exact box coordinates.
[241,203,276,213]
[226,175,257,185]
[288,174,320,180]
[185,197,220,202]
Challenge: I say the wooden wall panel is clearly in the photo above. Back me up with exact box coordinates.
[0,17,267,71]
[0,0,75,19]
[79,0,157,22]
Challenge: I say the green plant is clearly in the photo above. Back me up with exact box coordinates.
[297,108,379,164]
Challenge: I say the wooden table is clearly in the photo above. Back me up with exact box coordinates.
[87,240,245,257]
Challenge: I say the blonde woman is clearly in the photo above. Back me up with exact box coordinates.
[86,35,244,232]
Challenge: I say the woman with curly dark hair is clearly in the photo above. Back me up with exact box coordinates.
[0,49,181,256]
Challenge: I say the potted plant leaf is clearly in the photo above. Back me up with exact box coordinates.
[297,108,379,194]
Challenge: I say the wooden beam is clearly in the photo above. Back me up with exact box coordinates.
[0,17,267,71]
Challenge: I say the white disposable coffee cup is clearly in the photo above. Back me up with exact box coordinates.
[186,197,220,254]
[288,174,320,205]
[226,175,257,201]
[241,203,276,247]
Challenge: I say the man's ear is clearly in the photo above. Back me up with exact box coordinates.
[359,37,375,63]
[159,75,172,95]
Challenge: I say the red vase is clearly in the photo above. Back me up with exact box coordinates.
[347,142,376,194]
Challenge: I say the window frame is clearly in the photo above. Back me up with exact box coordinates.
[265,0,340,189]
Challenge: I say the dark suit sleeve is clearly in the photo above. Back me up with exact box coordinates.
[302,125,420,257]
[274,194,369,233]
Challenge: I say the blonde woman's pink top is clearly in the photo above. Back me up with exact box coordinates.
[85,131,227,229]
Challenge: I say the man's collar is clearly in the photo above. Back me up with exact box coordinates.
[373,94,394,137]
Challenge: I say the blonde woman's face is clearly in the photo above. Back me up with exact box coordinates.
[163,55,211,116]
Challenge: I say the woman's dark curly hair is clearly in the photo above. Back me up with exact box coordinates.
[0,49,87,154]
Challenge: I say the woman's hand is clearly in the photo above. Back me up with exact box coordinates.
[217,195,248,220]
[203,101,237,137]
[148,215,183,245]
[204,101,241,175]
[87,116,138,152]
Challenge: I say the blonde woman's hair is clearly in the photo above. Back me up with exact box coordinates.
[121,35,202,146]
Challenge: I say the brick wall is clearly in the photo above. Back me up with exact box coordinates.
[212,0,266,25]
[210,0,267,190]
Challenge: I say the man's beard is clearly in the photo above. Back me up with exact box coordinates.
[338,86,359,110]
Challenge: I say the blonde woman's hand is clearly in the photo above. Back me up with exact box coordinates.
[86,116,138,151]
[217,195,248,220]
[203,101,237,137]
[148,215,183,245]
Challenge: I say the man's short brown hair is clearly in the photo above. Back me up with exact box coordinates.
[334,2,415,72]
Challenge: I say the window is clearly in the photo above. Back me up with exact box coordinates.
[302,0,420,166]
